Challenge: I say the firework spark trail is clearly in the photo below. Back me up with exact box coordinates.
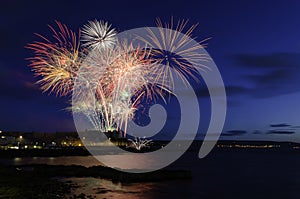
[26,21,81,96]
[139,18,211,89]
[81,20,117,50]
[27,19,209,138]
[70,40,152,134]
[95,43,153,135]
[128,137,152,151]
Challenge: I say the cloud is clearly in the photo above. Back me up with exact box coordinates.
[244,69,300,98]
[252,130,263,134]
[222,130,247,136]
[225,86,251,96]
[232,53,300,68]
[194,69,299,100]
[195,85,250,98]
[245,69,293,85]
[230,52,300,98]
[270,123,291,128]
[266,130,295,135]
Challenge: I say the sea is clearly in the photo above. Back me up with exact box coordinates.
[1,149,300,199]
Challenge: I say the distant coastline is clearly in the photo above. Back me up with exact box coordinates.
[0,140,300,158]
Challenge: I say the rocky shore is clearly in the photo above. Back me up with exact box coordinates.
[0,164,191,199]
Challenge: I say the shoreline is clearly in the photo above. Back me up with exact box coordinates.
[0,164,191,198]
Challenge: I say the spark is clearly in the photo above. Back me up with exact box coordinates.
[128,137,152,151]
[26,21,81,96]
[81,20,117,50]
[139,17,211,88]
[81,42,153,135]
[27,18,209,139]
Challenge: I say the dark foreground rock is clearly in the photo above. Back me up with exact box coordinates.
[0,164,191,198]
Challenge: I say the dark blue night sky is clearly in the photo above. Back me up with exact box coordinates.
[1,0,300,142]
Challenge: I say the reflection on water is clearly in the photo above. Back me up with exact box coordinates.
[0,156,102,167]
[2,152,300,198]
[61,177,192,199]
[0,153,185,171]
[0,155,192,198]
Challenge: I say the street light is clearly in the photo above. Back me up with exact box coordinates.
[18,135,23,149]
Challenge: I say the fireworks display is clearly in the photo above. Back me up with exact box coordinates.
[27,18,208,137]
[140,18,210,88]
[27,21,81,96]
[81,20,117,50]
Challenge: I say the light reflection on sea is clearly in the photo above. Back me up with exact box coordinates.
[0,156,103,167]
[61,177,193,199]
[1,151,300,198]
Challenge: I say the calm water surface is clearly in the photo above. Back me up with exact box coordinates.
[0,156,102,167]
[1,150,300,198]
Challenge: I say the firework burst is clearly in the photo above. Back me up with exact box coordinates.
[27,18,209,138]
[81,20,117,50]
[78,42,153,135]
[26,21,81,96]
[139,18,211,88]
